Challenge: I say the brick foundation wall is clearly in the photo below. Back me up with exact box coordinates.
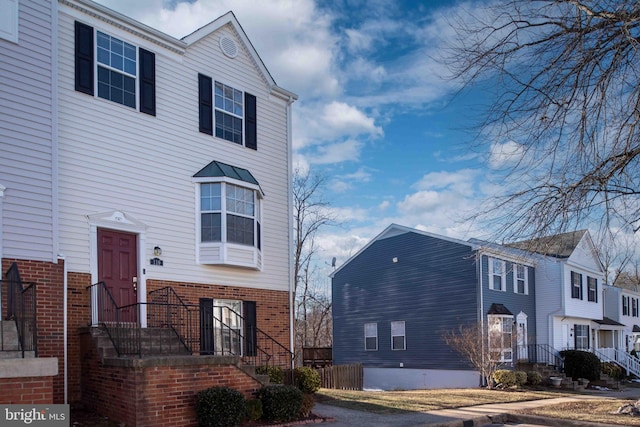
[66,272,91,403]
[1,258,65,404]
[80,330,263,426]
[65,275,291,405]
[0,377,54,404]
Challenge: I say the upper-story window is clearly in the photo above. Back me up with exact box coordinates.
[490,258,506,291]
[623,295,630,316]
[200,182,258,247]
[391,321,406,351]
[200,182,259,247]
[215,82,243,144]
[364,323,378,351]
[198,74,257,150]
[97,31,136,108]
[74,21,156,115]
[587,276,598,302]
[193,161,263,269]
[633,298,639,317]
[571,271,583,300]
[0,0,19,43]
[514,264,528,295]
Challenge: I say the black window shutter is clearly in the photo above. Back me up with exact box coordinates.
[139,48,156,116]
[243,301,257,357]
[75,21,94,95]
[198,74,213,135]
[199,298,214,355]
[245,92,257,150]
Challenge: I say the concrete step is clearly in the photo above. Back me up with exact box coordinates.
[0,350,35,359]
[0,321,21,351]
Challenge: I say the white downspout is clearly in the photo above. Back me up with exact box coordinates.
[286,95,295,368]
[58,254,68,404]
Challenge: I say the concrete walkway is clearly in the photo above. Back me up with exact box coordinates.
[312,387,640,427]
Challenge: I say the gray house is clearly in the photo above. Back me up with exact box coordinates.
[331,224,536,390]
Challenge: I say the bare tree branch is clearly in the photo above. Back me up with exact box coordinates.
[444,0,640,240]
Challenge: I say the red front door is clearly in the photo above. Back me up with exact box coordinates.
[97,228,138,322]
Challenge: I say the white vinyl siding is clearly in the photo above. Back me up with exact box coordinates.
[0,0,56,262]
[57,8,291,291]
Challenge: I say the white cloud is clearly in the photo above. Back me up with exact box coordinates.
[321,102,383,138]
[308,139,363,165]
[489,140,525,169]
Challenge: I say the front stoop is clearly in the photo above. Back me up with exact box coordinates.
[79,326,269,426]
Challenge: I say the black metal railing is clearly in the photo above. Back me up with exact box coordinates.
[148,286,196,354]
[88,282,293,369]
[2,263,37,357]
[206,306,293,369]
[517,343,563,371]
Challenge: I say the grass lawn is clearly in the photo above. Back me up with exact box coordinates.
[518,399,640,426]
[315,388,574,414]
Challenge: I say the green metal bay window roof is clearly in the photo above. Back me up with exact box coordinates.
[193,160,264,196]
[194,160,258,184]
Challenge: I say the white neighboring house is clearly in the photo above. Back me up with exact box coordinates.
[604,283,640,352]
[510,230,622,353]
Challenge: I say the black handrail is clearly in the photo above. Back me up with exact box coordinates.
[517,343,563,371]
[148,286,195,353]
[88,283,293,368]
[2,263,37,357]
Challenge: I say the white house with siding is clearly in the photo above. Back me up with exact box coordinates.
[2,0,297,411]
[509,230,623,352]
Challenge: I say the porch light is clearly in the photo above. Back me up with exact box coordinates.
[153,246,162,256]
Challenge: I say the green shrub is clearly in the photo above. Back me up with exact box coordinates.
[515,371,527,386]
[493,370,517,387]
[602,361,625,381]
[527,371,542,386]
[559,350,601,381]
[244,399,262,423]
[294,367,321,394]
[258,385,303,422]
[299,393,315,418]
[256,365,285,384]
[196,386,246,427]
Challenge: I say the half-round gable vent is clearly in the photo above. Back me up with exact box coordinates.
[219,36,238,58]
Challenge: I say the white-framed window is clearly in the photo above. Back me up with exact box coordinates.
[199,182,260,248]
[571,271,583,300]
[623,296,630,316]
[96,31,137,108]
[574,324,589,350]
[514,264,528,295]
[587,276,597,302]
[213,299,242,355]
[215,81,243,144]
[364,323,378,351]
[488,315,513,362]
[490,258,506,291]
[391,321,406,350]
[0,0,19,43]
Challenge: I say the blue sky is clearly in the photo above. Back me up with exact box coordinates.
[93,0,519,270]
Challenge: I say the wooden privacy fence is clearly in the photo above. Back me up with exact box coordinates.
[316,363,363,390]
